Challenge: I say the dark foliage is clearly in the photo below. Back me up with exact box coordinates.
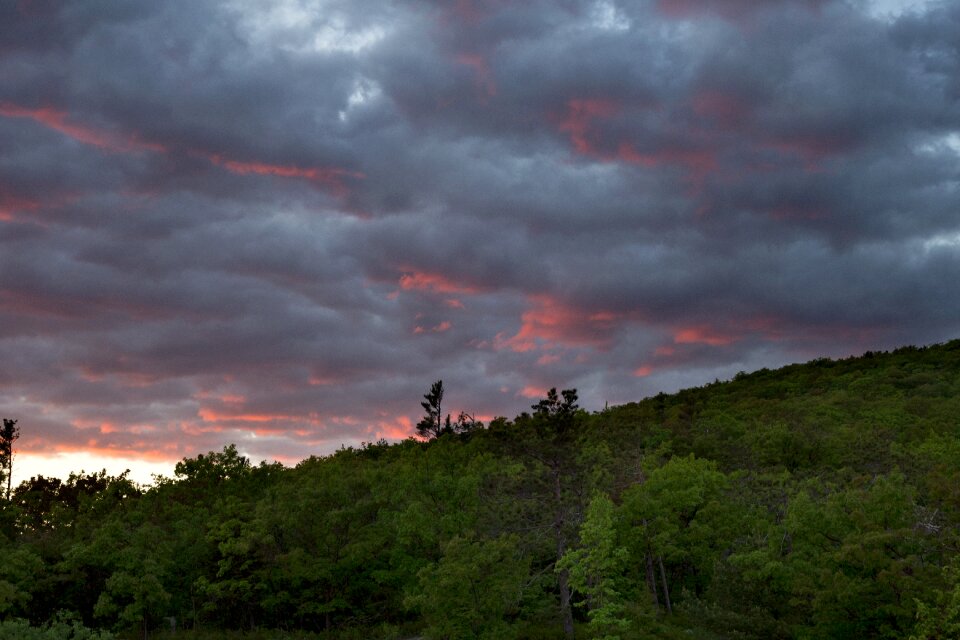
[2,340,959,639]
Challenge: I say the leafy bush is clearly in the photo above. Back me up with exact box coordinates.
[0,616,115,640]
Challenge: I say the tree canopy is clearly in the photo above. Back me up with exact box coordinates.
[1,340,959,639]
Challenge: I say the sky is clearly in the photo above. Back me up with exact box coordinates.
[1,0,958,485]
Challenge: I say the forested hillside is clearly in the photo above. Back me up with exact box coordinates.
[2,341,959,639]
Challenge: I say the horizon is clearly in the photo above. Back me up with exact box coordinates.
[9,336,946,487]
[2,0,958,486]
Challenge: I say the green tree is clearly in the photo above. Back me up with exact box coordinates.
[173,444,250,488]
[0,615,115,640]
[94,558,170,640]
[559,492,629,640]
[620,455,730,614]
[409,534,530,640]
[194,496,265,631]
[500,388,584,639]
[62,510,173,640]
[256,451,386,631]
[0,542,42,617]
[781,474,938,639]
[910,558,960,639]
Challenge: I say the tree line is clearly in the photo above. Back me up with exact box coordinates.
[1,340,960,639]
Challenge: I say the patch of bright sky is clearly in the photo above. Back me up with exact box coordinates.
[914,131,960,157]
[861,0,941,20]
[590,1,631,31]
[339,76,382,122]
[943,132,960,155]
[920,133,960,251]
[232,0,387,55]
[312,18,386,54]
[15,452,175,488]
[923,231,960,251]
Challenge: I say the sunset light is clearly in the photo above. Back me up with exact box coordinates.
[1,0,957,486]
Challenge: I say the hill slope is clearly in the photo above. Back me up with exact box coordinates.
[2,340,959,640]
[604,340,960,475]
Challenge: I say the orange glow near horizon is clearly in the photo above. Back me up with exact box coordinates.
[27,442,179,461]
[372,415,413,440]
[14,451,176,486]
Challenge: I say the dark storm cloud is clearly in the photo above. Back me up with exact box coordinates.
[1,0,958,472]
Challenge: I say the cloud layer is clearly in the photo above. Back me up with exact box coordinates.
[1,0,958,472]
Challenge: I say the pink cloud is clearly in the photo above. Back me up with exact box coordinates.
[372,415,414,440]
[0,103,363,199]
[198,409,285,423]
[633,364,654,377]
[674,325,738,346]
[203,153,364,196]
[495,295,619,352]
[518,385,548,399]
[414,320,452,334]
[0,102,165,153]
[399,271,481,295]
[555,98,716,185]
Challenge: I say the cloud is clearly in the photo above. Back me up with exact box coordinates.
[0,0,958,476]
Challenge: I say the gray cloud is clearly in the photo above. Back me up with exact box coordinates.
[1,0,958,472]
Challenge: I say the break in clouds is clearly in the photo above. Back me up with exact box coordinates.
[0,0,958,468]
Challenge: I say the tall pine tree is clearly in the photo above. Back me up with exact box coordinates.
[0,418,20,501]
[416,381,448,439]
